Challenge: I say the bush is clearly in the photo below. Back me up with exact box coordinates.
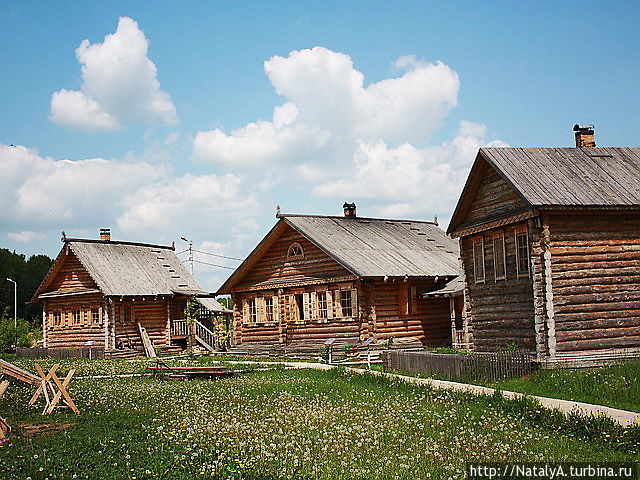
[0,315,31,352]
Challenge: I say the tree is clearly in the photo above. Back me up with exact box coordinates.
[0,249,53,326]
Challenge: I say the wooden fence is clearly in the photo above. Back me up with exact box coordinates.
[16,347,105,360]
[382,350,536,382]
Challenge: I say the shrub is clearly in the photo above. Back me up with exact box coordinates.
[0,315,31,352]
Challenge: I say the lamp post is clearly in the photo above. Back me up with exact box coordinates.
[6,278,17,349]
[180,236,194,275]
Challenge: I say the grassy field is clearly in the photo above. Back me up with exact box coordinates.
[487,359,640,413]
[0,358,638,479]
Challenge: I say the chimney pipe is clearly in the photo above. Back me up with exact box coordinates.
[100,228,111,241]
[343,202,357,218]
[573,124,596,148]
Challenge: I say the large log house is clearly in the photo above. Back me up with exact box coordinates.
[218,204,464,352]
[447,125,640,364]
[32,229,221,353]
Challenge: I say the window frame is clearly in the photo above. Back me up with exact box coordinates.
[286,242,304,261]
[515,229,530,278]
[472,237,486,284]
[493,233,507,281]
[265,297,274,322]
[340,290,353,318]
[91,307,101,325]
[317,291,328,319]
[249,297,258,323]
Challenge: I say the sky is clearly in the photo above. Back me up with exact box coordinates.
[1,1,639,291]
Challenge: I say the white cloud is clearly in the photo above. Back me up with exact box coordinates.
[0,144,166,227]
[193,47,459,167]
[7,231,46,243]
[50,16,177,131]
[313,122,508,223]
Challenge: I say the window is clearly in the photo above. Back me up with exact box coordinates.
[340,290,353,317]
[473,238,485,284]
[73,309,81,325]
[265,297,274,322]
[123,306,131,323]
[287,242,304,261]
[493,234,506,281]
[318,292,328,318]
[54,311,61,327]
[516,231,530,276]
[91,308,101,324]
[294,294,305,321]
[398,285,416,315]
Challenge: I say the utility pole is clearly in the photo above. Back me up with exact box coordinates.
[6,278,17,347]
[180,237,194,275]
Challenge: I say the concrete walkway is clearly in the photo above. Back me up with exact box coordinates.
[227,360,640,427]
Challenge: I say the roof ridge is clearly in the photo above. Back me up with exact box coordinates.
[279,213,439,225]
[65,238,175,250]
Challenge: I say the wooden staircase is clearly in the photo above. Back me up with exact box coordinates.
[194,320,217,353]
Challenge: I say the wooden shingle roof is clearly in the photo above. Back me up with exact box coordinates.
[481,147,640,207]
[448,147,640,235]
[218,214,460,293]
[36,239,205,298]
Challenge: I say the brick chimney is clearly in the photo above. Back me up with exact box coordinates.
[573,124,596,147]
[100,228,111,241]
[343,202,357,218]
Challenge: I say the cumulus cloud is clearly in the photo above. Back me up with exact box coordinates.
[50,16,177,131]
[193,47,459,167]
[0,144,167,226]
[314,121,508,223]
[7,231,46,243]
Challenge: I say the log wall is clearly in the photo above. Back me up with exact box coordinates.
[42,293,105,348]
[112,298,170,349]
[463,164,528,225]
[461,221,537,352]
[368,279,451,346]
[47,250,98,291]
[235,225,351,289]
[547,214,640,354]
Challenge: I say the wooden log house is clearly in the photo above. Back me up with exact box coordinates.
[447,125,640,365]
[32,229,223,354]
[218,204,464,353]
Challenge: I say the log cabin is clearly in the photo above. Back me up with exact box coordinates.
[218,204,463,353]
[447,125,640,365]
[32,229,226,354]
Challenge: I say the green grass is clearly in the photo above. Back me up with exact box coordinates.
[487,359,640,413]
[0,359,638,479]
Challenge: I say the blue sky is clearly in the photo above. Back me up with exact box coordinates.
[1,1,638,289]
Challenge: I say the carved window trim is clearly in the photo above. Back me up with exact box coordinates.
[286,242,304,261]
[515,228,530,278]
[472,237,485,284]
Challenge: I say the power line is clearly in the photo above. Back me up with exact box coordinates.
[192,249,244,262]
[193,259,235,270]
[175,249,188,255]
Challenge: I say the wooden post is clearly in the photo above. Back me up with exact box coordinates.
[42,306,47,348]
[103,301,109,351]
[449,297,456,346]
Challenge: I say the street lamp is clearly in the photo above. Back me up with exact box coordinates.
[180,236,194,275]
[5,278,16,329]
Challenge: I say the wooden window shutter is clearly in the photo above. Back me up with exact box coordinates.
[303,293,310,321]
[326,291,333,319]
[410,287,417,315]
[310,292,317,319]
[256,297,264,322]
[242,298,249,323]
[272,296,279,322]
[334,290,342,317]
[351,288,358,318]
[398,286,408,315]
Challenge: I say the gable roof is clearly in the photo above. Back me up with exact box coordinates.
[448,147,640,234]
[35,238,205,299]
[218,214,460,292]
